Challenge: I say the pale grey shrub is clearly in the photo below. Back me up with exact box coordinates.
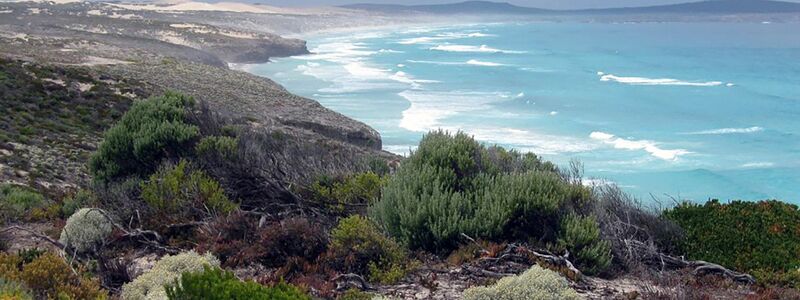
[121,251,219,300]
[59,208,113,253]
[462,265,580,300]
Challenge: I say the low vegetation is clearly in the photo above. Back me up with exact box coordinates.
[59,208,113,253]
[665,199,800,286]
[165,267,310,300]
[121,251,219,300]
[89,92,198,183]
[462,265,580,300]
[370,130,610,274]
[0,184,45,222]
[325,215,408,284]
[0,251,106,299]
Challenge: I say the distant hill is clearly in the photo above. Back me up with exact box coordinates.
[343,0,800,15]
[577,0,800,14]
[341,1,551,14]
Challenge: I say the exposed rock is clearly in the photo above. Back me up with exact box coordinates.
[126,253,159,280]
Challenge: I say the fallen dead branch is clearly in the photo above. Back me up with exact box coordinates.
[629,240,755,285]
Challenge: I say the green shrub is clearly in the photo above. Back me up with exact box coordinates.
[0,184,45,221]
[61,189,96,217]
[665,199,800,285]
[121,251,219,300]
[462,265,580,300]
[89,92,199,183]
[59,208,114,253]
[195,136,237,159]
[310,172,385,210]
[370,131,589,251]
[557,214,612,275]
[165,266,310,300]
[0,278,33,300]
[140,160,236,219]
[16,248,44,265]
[326,215,407,284]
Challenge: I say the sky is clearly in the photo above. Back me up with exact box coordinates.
[259,0,800,9]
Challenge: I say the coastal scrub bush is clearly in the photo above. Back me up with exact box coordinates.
[325,215,407,284]
[0,278,33,300]
[0,252,107,299]
[370,130,589,251]
[0,184,45,221]
[121,251,219,300]
[165,266,310,300]
[195,135,238,159]
[59,208,114,253]
[462,265,580,300]
[140,160,236,220]
[556,214,612,275]
[89,92,199,183]
[665,199,800,284]
[309,172,385,213]
[254,218,328,268]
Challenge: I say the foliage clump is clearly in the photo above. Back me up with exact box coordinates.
[665,199,800,285]
[0,278,33,300]
[0,184,45,221]
[165,266,310,300]
[59,208,114,253]
[61,189,96,218]
[89,92,199,183]
[121,251,219,300]
[462,265,580,300]
[0,252,106,299]
[195,135,238,159]
[557,214,612,275]
[140,160,236,219]
[325,215,408,284]
[309,172,385,213]
[370,131,609,273]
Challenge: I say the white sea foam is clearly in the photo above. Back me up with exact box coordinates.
[686,126,764,135]
[598,72,726,87]
[295,39,435,92]
[397,31,494,45]
[590,132,691,160]
[398,90,507,132]
[445,127,597,155]
[741,162,775,168]
[466,59,504,67]
[430,44,525,54]
[406,59,506,67]
[549,111,559,116]
[383,145,417,156]
[378,49,403,53]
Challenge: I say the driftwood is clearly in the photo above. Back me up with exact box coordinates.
[460,234,584,281]
[332,273,374,291]
[629,240,756,285]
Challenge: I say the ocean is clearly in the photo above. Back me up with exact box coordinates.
[246,21,800,204]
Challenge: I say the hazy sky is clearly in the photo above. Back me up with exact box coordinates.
[262,0,800,9]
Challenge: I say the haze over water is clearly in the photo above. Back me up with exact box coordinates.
[250,21,800,203]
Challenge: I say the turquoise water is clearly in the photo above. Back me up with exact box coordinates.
[248,21,800,203]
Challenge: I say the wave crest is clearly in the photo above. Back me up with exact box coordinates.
[430,44,525,54]
[590,131,691,161]
[598,72,727,87]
